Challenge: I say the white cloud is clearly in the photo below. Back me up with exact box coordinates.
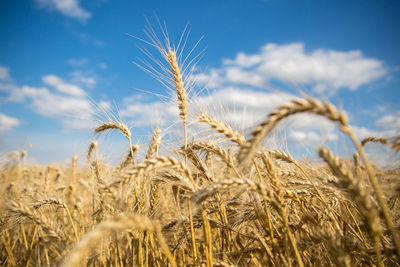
[375,112,400,130]
[289,131,323,143]
[0,66,10,80]
[194,43,387,94]
[43,74,86,96]
[69,70,96,88]
[62,118,95,130]
[19,85,92,118]
[2,72,97,130]
[192,69,224,88]
[0,83,19,95]
[351,111,400,140]
[67,58,88,67]
[0,113,19,133]
[121,99,179,127]
[7,84,94,130]
[35,0,91,21]
[288,130,338,143]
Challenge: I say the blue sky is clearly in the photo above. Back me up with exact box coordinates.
[0,0,399,164]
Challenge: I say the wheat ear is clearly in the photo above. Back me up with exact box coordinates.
[188,142,233,168]
[146,128,161,159]
[391,136,400,152]
[114,145,139,173]
[361,137,388,147]
[149,182,160,215]
[188,142,242,178]
[181,147,213,182]
[238,97,348,166]
[87,141,98,163]
[95,121,135,158]
[197,112,246,145]
[166,50,188,165]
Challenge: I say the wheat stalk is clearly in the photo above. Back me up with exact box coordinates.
[187,199,198,264]
[202,210,213,267]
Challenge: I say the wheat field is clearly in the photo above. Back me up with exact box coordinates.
[1,32,400,267]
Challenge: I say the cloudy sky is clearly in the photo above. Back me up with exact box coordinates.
[0,0,399,164]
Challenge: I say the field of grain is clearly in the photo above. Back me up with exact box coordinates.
[1,32,400,267]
